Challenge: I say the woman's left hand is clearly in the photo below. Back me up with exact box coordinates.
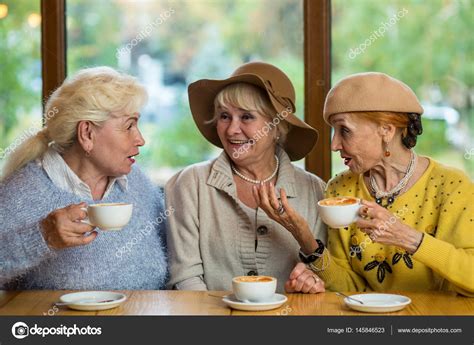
[252,182,317,253]
[356,200,423,254]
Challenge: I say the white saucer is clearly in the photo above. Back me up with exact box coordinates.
[59,291,127,311]
[222,293,288,311]
[344,293,411,313]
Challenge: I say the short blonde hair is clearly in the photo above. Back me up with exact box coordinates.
[210,83,290,145]
[1,66,147,181]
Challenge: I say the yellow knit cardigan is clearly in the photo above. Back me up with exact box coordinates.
[313,158,474,296]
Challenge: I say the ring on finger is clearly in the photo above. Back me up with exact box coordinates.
[311,275,320,284]
[277,201,285,215]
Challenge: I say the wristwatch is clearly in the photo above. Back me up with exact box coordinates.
[299,239,325,263]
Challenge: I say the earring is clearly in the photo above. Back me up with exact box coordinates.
[85,147,91,157]
[384,141,391,157]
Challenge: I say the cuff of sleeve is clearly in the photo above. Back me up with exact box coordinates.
[412,233,449,270]
[309,250,341,289]
[308,249,331,276]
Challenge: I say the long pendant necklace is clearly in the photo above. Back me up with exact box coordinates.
[231,155,279,184]
[370,150,417,207]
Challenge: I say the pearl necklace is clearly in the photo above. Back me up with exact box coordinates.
[370,150,417,207]
[231,155,279,184]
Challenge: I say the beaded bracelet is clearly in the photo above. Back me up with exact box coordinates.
[308,247,331,272]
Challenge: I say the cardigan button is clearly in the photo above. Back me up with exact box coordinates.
[247,270,258,276]
[256,226,268,235]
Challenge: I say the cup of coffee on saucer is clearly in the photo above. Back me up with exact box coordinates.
[232,276,277,303]
[81,203,133,231]
[317,196,361,228]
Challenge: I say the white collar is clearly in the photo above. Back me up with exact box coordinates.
[41,148,128,200]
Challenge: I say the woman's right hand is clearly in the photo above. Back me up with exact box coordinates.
[40,202,97,249]
[285,263,325,293]
[253,182,317,253]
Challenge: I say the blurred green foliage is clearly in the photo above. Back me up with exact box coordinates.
[416,119,449,155]
[0,0,41,150]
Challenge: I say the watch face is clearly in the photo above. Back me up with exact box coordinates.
[299,252,318,263]
[299,252,308,263]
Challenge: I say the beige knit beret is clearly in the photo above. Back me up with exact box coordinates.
[323,72,423,124]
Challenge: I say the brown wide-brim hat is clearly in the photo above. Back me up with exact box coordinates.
[323,72,424,124]
[188,61,318,161]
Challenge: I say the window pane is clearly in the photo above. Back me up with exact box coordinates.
[67,0,304,184]
[332,0,473,179]
[0,1,42,171]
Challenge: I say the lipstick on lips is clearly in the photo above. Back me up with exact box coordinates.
[127,153,138,164]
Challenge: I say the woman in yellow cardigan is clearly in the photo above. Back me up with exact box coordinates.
[254,72,473,296]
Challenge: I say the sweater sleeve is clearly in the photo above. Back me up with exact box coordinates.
[175,276,207,291]
[311,228,368,292]
[0,169,59,287]
[412,177,474,296]
[309,174,328,245]
[165,167,208,290]
[0,218,55,286]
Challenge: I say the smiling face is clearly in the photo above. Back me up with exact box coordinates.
[330,113,385,174]
[216,104,277,167]
[89,112,145,176]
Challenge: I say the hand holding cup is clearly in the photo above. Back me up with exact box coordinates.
[40,202,97,249]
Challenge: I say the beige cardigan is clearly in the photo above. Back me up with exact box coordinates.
[165,147,327,292]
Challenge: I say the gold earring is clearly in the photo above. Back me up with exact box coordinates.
[384,142,391,157]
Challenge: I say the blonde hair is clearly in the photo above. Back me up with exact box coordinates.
[1,66,147,181]
[210,83,290,145]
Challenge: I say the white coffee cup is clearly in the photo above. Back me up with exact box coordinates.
[232,276,277,303]
[81,203,133,231]
[317,196,361,228]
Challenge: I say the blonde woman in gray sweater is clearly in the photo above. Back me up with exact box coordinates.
[1,67,167,290]
[166,62,327,293]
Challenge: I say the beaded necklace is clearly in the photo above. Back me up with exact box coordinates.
[231,155,279,184]
[370,150,417,207]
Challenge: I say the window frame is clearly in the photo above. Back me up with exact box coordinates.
[41,0,332,180]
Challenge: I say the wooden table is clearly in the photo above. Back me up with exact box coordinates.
[1,290,472,316]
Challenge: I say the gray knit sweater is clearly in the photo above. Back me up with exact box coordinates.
[0,161,168,290]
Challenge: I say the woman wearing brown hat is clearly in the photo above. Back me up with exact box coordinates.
[165,62,327,293]
[256,72,474,296]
